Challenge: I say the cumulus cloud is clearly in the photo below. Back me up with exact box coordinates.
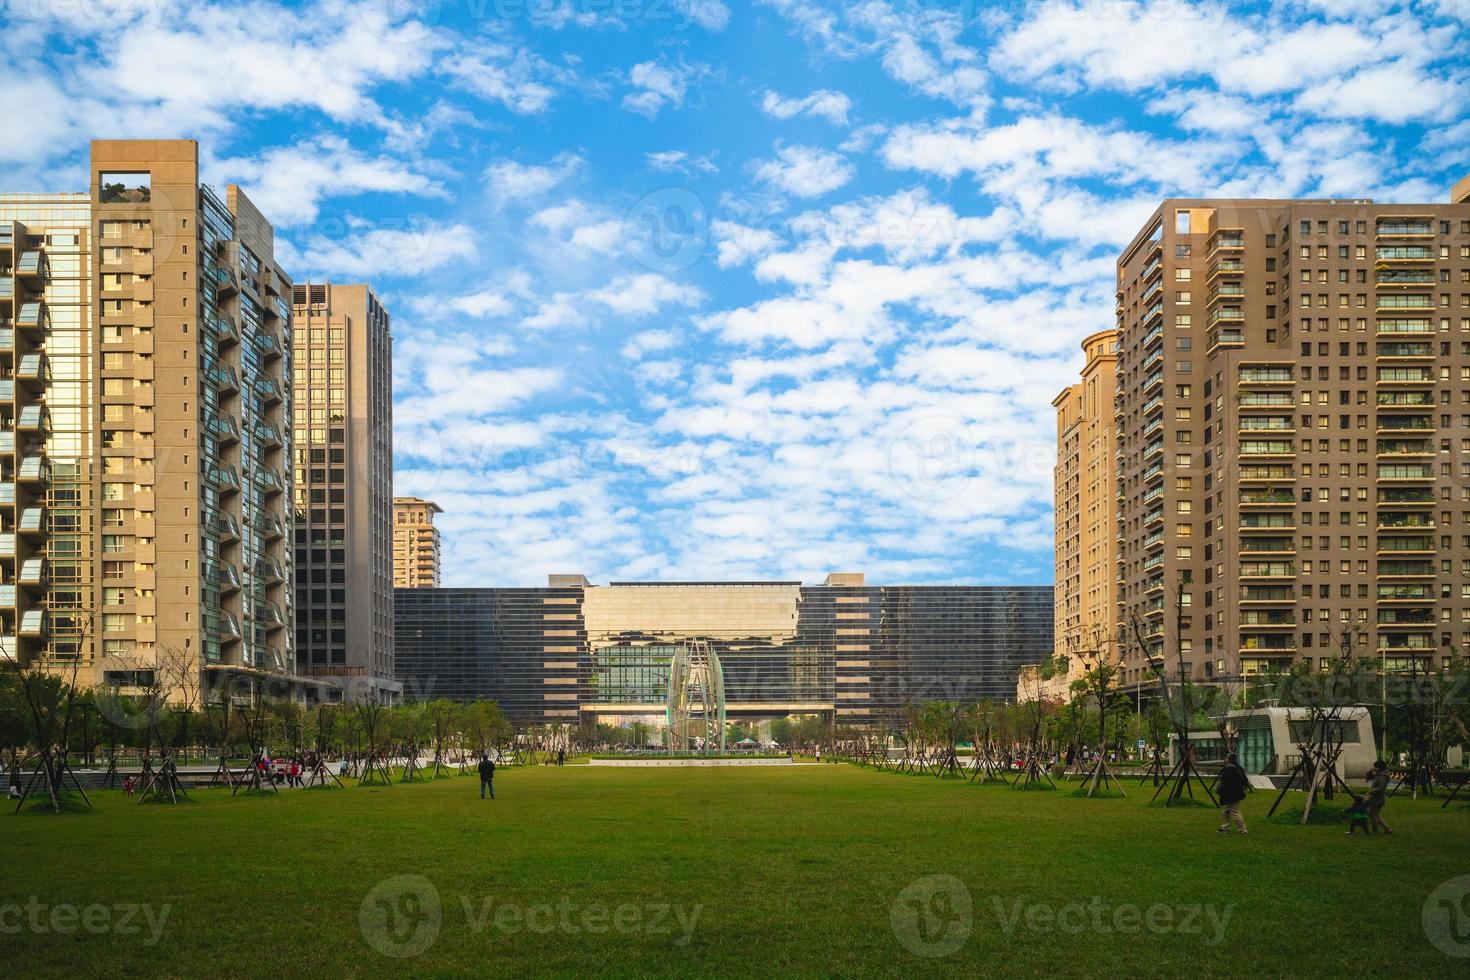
[760,89,853,125]
[754,144,855,198]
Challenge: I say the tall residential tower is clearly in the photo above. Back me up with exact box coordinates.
[1048,329,1119,697]
[1111,178,1470,691]
[0,139,297,701]
[392,496,442,588]
[290,283,396,701]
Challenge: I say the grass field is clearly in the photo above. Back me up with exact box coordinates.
[7,763,1467,977]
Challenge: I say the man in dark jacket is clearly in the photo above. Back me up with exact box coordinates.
[479,756,496,800]
[1216,753,1249,835]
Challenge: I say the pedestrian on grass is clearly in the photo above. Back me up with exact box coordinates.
[123,775,135,798]
[1216,752,1249,835]
[1365,760,1393,835]
[557,748,565,767]
[479,755,496,800]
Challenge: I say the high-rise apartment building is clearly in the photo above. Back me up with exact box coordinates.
[392,496,442,588]
[1048,329,1118,697]
[0,139,297,701]
[290,283,397,701]
[1111,178,1470,692]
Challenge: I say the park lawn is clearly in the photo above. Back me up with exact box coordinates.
[5,763,1465,978]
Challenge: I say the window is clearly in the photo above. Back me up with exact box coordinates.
[98,171,151,203]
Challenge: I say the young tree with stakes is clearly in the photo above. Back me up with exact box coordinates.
[1130,582,1216,807]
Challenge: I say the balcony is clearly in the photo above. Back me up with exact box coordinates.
[1376,367,1433,385]
[254,377,283,404]
[1239,440,1295,457]
[1376,295,1434,312]
[18,557,44,586]
[1374,245,1433,263]
[211,315,240,347]
[0,533,13,559]
[1208,231,1245,253]
[207,365,239,396]
[1142,369,1164,393]
[1377,487,1434,505]
[211,561,242,592]
[254,329,283,361]
[212,264,238,298]
[213,512,241,542]
[253,512,285,540]
[253,420,284,449]
[1376,439,1433,457]
[1377,585,1431,602]
[1208,327,1244,352]
[1238,392,1293,408]
[18,507,42,534]
[15,251,43,279]
[1208,306,1244,326]
[208,464,241,495]
[1141,323,1163,349]
[1375,319,1434,337]
[206,414,240,445]
[1376,463,1433,481]
[1376,391,1433,408]
[254,466,285,495]
[0,432,12,456]
[1239,561,1295,579]
[15,352,44,384]
[16,405,43,432]
[1239,368,1292,384]
[1375,270,1435,287]
[1377,515,1434,530]
[15,302,42,329]
[1376,559,1435,578]
[1142,301,1163,326]
[254,557,284,583]
[18,609,44,637]
[1375,342,1432,359]
[17,455,46,483]
[0,585,14,609]
[1375,219,1433,237]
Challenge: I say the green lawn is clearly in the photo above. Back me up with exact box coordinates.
[6,763,1467,977]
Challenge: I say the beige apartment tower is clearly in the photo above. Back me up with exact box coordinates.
[0,140,298,701]
[1111,178,1470,692]
[1046,329,1119,698]
[393,496,442,588]
[290,283,397,701]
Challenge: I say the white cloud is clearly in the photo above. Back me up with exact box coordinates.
[672,0,731,30]
[589,274,704,316]
[441,44,569,114]
[754,144,855,198]
[278,221,477,278]
[210,136,443,227]
[761,88,853,125]
[485,154,583,206]
[622,59,705,118]
[646,150,720,174]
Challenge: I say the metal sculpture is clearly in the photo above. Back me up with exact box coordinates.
[666,639,726,754]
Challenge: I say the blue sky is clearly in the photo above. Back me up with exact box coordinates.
[7,0,1470,586]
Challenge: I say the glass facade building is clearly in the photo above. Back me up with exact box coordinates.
[395,575,1052,724]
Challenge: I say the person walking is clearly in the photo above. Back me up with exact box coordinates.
[478,755,496,800]
[1216,752,1249,835]
[557,748,565,767]
[1365,759,1393,835]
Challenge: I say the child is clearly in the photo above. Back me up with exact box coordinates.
[1344,795,1371,835]
[123,775,135,798]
